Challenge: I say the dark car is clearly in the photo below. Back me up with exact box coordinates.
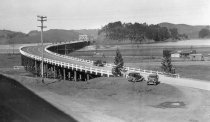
[147,73,160,85]
[93,60,105,67]
[127,72,145,82]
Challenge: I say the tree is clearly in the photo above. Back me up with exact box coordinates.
[199,28,210,38]
[161,51,174,74]
[169,28,179,40]
[99,21,181,43]
[112,49,124,76]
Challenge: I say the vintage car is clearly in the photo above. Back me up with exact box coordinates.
[93,60,105,67]
[127,72,145,82]
[147,73,160,85]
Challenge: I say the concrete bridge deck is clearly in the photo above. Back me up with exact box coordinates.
[21,45,113,72]
[20,41,114,81]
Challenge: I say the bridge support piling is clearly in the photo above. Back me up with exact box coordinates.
[68,71,71,81]
[63,68,66,81]
[53,65,57,79]
[87,74,89,81]
[59,68,62,80]
[46,64,49,78]
[79,74,82,81]
[74,70,77,81]
[44,63,47,78]
[40,62,43,78]
[50,66,53,78]
[34,60,37,77]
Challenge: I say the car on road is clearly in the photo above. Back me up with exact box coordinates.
[127,72,145,82]
[147,73,160,85]
[93,60,106,67]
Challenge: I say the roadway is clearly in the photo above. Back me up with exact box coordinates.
[21,45,113,72]
[21,44,210,91]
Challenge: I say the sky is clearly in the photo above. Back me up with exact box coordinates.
[0,0,210,33]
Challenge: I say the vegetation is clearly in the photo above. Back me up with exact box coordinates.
[0,29,92,44]
[112,49,124,76]
[158,22,207,39]
[199,28,210,38]
[98,21,188,43]
[161,50,174,74]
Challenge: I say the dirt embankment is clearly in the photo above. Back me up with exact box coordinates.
[6,75,210,122]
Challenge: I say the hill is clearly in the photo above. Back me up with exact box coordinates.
[0,29,98,44]
[0,30,27,44]
[9,29,80,44]
[159,22,209,38]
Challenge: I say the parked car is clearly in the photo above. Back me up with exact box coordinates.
[127,72,145,82]
[147,73,160,85]
[93,60,105,67]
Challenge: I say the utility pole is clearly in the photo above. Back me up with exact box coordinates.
[37,15,47,83]
[65,40,67,55]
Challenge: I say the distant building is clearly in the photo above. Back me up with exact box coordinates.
[208,54,210,61]
[79,35,88,41]
[164,49,197,59]
[171,53,180,58]
[180,50,196,58]
[189,54,204,61]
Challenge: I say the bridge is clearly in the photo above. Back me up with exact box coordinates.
[20,40,179,82]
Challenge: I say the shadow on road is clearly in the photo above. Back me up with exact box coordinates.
[0,74,77,122]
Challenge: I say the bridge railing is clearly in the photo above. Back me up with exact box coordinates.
[20,45,112,77]
[20,41,179,78]
[45,41,180,78]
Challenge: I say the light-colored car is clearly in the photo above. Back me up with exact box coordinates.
[147,73,160,85]
[127,72,145,82]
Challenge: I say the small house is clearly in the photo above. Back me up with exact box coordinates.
[180,50,196,58]
[171,53,180,58]
[189,54,204,61]
[208,54,210,61]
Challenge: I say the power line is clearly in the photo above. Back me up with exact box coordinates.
[37,15,47,83]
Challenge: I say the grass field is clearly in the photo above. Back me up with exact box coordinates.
[0,54,21,68]
[69,44,210,81]
[77,44,210,56]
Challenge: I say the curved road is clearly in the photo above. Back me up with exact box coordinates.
[22,45,113,71]
[21,44,210,91]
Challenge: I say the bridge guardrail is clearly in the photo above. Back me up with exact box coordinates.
[20,41,179,78]
[19,44,112,77]
[45,41,179,78]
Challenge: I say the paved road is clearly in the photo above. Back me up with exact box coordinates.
[22,45,113,72]
[160,76,210,91]
[22,44,210,91]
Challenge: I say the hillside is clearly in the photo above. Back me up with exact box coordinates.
[159,22,209,38]
[0,29,99,44]
[0,22,209,44]
[0,30,27,44]
[9,29,80,44]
